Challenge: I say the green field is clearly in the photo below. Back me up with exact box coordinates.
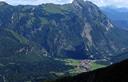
[91,62,106,70]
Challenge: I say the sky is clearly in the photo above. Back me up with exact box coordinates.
[0,0,128,8]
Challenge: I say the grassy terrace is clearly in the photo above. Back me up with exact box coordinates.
[90,62,106,70]
[54,58,106,76]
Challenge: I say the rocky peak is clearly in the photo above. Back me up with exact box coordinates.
[0,1,8,6]
[72,0,99,17]
[72,0,85,9]
[72,0,96,7]
[72,0,85,5]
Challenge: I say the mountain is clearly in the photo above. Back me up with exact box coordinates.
[1,0,128,59]
[0,0,128,81]
[101,7,128,30]
[49,59,128,82]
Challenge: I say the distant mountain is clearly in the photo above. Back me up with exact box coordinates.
[48,59,128,82]
[0,0,128,81]
[101,7,128,30]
